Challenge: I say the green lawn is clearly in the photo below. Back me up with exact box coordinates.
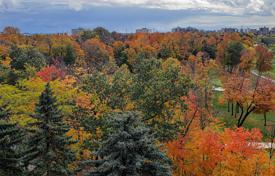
[261,58,275,79]
[268,62,275,79]
[212,92,275,138]
[254,58,275,80]
[267,46,275,79]
[212,79,222,87]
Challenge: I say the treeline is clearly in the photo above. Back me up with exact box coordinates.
[0,26,274,175]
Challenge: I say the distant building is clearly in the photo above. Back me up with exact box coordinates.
[220,28,238,33]
[239,28,244,33]
[71,28,86,35]
[258,27,269,35]
[247,28,258,34]
[136,28,152,33]
[185,27,199,32]
[270,27,275,35]
[172,26,199,32]
[172,27,182,32]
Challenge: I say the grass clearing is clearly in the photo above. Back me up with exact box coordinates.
[212,91,275,138]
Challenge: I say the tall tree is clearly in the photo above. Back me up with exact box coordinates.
[10,46,47,70]
[82,38,112,72]
[113,41,128,67]
[239,47,256,72]
[166,128,272,176]
[85,112,172,176]
[132,58,191,140]
[64,45,76,65]
[2,26,20,35]
[0,102,25,175]
[27,83,75,176]
[255,45,273,73]
[93,27,113,45]
[222,41,244,72]
[224,73,275,127]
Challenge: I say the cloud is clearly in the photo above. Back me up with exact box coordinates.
[0,0,20,11]
[57,0,275,15]
[0,0,274,15]
[170,14,275,28]
[67,0,83,11]
[1,1,275,33]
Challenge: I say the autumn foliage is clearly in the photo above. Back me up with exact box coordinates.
[0,26,274,175]
[36,65,65,82]
[167,128,273,176]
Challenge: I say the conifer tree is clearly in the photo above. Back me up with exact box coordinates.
[64,45,76,66]
[27,83,75,176]
[0,102,25,176]
[86,111,172,176]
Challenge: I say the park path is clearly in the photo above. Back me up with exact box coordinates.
[212,70,275,93]
[251,70,275,84]
[249,142,274,149]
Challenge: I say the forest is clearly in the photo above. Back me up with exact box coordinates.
[0,26,274,176]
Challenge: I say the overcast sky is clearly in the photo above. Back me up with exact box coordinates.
[0,0,275,33]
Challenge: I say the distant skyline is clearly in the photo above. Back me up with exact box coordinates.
[0,0,275,33]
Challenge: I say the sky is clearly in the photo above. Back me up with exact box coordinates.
[0,0,275,33]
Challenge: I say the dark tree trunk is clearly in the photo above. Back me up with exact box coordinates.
[200,113,206,130]
[236,103,239,113]
[231,102,234,116]
[234,103,239,118]
[264,112,267,126]
[237,106,244,127]
[238,106,255,127]
[268,128,274,159]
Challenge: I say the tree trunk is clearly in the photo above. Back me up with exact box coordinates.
[238,106,256,127]
[236,103,239,113]
[269,128,274,159]
[234,103,237,118]
[231,102,234,116]
[200,113,205,130]
[204,86,208,110]
[237,107,244,127]
[264,112,267,126]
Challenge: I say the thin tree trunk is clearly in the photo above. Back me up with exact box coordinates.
[264,112,267,126]
[236,103,239,113]
[234,103,237,118]
[238,106,256,127]
[182,108,198,138]
[200,112,205,130]
[268,128,274,159]
[231,102,234,116]
[237,106,244,127]
[204,86,208,110]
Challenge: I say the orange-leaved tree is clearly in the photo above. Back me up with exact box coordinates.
[166,127,273,176]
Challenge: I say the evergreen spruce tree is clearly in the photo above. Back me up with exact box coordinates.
[86,111,172,176]
[0,102,25,176]
[64,45,76,66]
[27,83,75,176]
